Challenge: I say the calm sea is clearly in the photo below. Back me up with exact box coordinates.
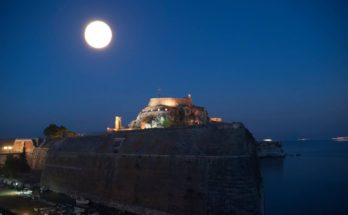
[261,140,348,215]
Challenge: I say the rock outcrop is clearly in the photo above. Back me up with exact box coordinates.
[257,140,285,158]
[128,97,209,129]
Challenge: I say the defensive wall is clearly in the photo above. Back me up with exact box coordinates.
[148,97,193,107]
[28,147,49,170]
[0,139,36,167]
[40,123,262,215]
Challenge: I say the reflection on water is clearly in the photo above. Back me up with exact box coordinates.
[261,158,284,183]
[261,158,284,174]
[261,140,348,215]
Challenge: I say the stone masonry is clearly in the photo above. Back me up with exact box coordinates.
[40,123,262,215]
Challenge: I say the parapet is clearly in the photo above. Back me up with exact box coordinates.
[148,97,192,107]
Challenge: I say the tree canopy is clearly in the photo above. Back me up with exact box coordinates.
[43,124,77,139]
[1,147,30,177]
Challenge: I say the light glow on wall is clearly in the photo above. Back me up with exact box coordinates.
[2,146,13,150]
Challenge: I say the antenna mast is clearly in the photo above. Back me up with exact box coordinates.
[157,88,162,97]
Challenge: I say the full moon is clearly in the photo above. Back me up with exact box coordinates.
[84,20,112,49]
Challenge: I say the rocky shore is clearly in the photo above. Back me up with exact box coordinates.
[257,140,285,158]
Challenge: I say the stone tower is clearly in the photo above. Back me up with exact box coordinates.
[115,116,122,131]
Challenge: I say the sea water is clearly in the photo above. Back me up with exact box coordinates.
[261,140,348,215]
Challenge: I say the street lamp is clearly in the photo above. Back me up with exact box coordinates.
[2,146,13,151]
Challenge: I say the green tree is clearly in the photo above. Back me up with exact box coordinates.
[1,147,30,177]
[2,154,17,177]
[162,116,173,128]
[19,146,30,172]
[43,124,77,139]
[64,130,78,137]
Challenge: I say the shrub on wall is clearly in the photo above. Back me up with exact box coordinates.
[162,116,174,128]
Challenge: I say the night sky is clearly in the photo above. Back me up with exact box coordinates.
[1,0,347,140]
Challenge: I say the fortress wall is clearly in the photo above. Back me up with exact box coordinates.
[0,155,7,167]
[40,124,261,214]
[13,139,35,153]
[47,135,113,154]
[27,147,49,170]
[41,153,261,215]
[116,123,255,156]
[148,98,192,107]
[45,123,255,156]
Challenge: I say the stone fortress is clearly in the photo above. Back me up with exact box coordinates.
[5,96,263,215]
[109,95,221,131]
[129,96,210,129]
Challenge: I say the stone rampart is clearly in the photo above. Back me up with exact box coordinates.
[13,139,35,153]
[148,97,192,107]
[40,123,262,215]
[27,147,49,170]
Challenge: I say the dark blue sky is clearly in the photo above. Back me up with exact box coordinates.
[1,0,347,140]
